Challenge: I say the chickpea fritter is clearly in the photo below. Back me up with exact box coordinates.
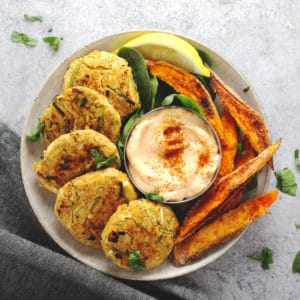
[55,168,138,248]
[101,199,179,271]
[63,50,140,120]
[33,129,120,193]
[41,86,121,146]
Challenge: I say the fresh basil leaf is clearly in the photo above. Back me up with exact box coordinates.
[292,251,300,273]
[195,48,214,69]
[11,31,37,46]
[155,79,176,107]
[275,168,297,196]
[118,47,154,113]
[149,75,158,110]
[162,93,206,118]
[24,14,43,22]
[43,36,62,51]
[145,189,164,202]
[89,149,117,169]
[127,250,145,271]
[26,119,43,141]
[294,149,300,170]
[248,247,273,270]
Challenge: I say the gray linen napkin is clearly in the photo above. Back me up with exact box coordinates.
[0,122,208,300]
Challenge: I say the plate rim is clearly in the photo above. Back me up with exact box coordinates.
[20,29,271,281]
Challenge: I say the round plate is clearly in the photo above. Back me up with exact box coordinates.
[20,30,270,280]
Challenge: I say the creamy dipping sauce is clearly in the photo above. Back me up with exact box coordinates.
[125,107,221,202]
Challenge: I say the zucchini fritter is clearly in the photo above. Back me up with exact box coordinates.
[41,86,121,146]
[101,199,179,271]
[63,50,140,120]
[33,129,120,193]
[55,168,138,248]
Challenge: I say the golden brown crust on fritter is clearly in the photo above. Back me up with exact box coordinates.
[54,168,138,248]
[41,86,121,146]
[63,50,140,120]
[33,129,120,193]
[101,199,179,271]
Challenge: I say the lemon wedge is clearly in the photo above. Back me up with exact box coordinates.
[118,32,210,77]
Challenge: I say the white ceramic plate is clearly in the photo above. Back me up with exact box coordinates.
[20,30,270,280]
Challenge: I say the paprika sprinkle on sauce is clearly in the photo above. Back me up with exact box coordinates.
[125,107,221,202]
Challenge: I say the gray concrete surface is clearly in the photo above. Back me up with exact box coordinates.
[1,0,299,299]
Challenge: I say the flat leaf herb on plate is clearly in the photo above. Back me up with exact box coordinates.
[26,119,44,141]
[89,149,117,169]
[145,189,164,202]
[127,250,145,271]
[294,149,300,170]
[11,31,37,46]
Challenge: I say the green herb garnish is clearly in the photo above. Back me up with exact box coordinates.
[45,175,57,180]
[145,189,164,202]
[295,224,300,229]
[11,31,37,46]
[248,247,274,270]
[292,251,300,273]
[24,14,43,22]
[48,28,53,33]
[162,93,206,118]
[87,234,96,241]
[79,97,88,107]
[243,85,251,93]
[26,119,43,141]
[118,47,157,113]
[89,149,118,169]
[237,141,247,155]
[274,168,297,196]
[196,48,214,69]
[52,101,65,116]
[294,149,300,170]
[43,36,62,51]
[127,250,145,271]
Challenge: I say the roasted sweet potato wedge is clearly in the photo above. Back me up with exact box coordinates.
[146,60,225,143]
[175,139,281,243]
[218,110,238,177]
[173,189,279,266]
[209,70,272,168]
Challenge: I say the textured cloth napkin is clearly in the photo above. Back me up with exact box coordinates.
[0,122,208,300]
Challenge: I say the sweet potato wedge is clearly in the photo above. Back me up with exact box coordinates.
[218,110,238,177]
[175,139,281,243]
[173,189,279,266]
[209,70,272,168]
[146,60,225,143]
[235,134,256,168]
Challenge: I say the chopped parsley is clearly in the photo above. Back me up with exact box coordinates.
[248,247,274,270]
[274,168,297,196]
[11,31,37,46]
[43,36,63,51]
[145,189,164,202]
[89,149,118,169]
[295,224,300,229]
[127,250,145,271]
[294,149,300,170]
[243,85,251,93]
[26,119,44,141]
[292,251,300,273]
[24,14,43,22]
